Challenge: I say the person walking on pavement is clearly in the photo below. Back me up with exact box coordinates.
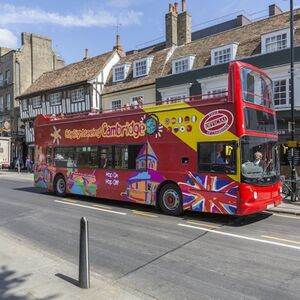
[25,157,31,173]
[17,156,22,174]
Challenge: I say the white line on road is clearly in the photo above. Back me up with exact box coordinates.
[178,223,300,251]
[54,200,127,215]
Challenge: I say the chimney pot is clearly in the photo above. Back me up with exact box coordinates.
[174,2,178,13]
[182,0,186,12]
[84,48,89,60]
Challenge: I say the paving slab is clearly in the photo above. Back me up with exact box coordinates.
[0,229,152,300]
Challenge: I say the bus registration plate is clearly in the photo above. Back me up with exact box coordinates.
[267,203,275,209]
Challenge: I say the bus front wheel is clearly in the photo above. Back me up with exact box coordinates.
[54,175,66,197]
[158,183,183,216]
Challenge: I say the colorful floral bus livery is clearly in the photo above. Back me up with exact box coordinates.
[34,62,282,216]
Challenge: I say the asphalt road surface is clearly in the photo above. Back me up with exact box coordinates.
[0,175,300,300]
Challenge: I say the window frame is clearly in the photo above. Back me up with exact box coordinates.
[211,43,238,66]
[111,99,122,110]
[133,57,153,78]
[49,92,62,106]
[32,96,42,109]
[273,78,290,108]
[197,141,238,175]
[261,28,290,54]
[113,64,130,82]
[71,87,85,103]
[172,56,195,74]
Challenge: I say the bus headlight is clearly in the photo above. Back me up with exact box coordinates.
[253,192,258,200]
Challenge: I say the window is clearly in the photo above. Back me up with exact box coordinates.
[75,146,98,168]
[46,147,53,166]
[206,88,227,98]
[54,147,75,168]
[198,141,237,174]
[211,43,238,65]
[262,29,290,53]
[241,67,273,108]
[172,56,195,74]
[0,73,3,86]
[5,70,10,84]
[114,145,128,169]
[113,64,130,82]
[71,87,84,103]
[0,96,3,112]
[111,99,121,110]
[273,79,290,107]
[32,96,42,108]
[22,99,28,111]
[133,57,153,78]
[99,146,113,169]
[49,92,62,106]
[6,94,11,110]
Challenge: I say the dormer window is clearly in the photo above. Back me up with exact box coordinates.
[133,57,153,78]
[262,28,290,54]
[211,43,238,65]
[172,56,195,74]
[113,63,130,82]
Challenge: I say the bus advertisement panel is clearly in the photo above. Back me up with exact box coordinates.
[34,62,282,216]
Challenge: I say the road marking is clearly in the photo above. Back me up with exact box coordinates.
[61,198,77,203]
[272,213,300,220]
[186,221,221,229]
[54,200,127,215]
[93,204,113,210]
[261,235,300,245]
[178,223,300,251]
[132,210,158,218]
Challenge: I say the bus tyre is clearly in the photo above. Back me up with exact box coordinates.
[54,175,66,197]
[158,184,183,216]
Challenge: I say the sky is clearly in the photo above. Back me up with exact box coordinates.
[0,0,297,64]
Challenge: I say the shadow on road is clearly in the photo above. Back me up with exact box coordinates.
[13,187,273,227]
[55,273,78,287]
[0,266,58,300]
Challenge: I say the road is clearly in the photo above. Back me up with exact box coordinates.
[0,174,300,300]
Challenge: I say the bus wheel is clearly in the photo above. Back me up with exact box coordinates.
[158,184,183,216]
[54,175,66,197]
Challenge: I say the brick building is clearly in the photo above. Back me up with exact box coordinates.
[0,32,64,163]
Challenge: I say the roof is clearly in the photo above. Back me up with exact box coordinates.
[20,50,116,98]
[160,9,300,76]
[102,46,172,95]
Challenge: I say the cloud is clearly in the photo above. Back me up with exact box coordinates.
[0,3,143,27]
[0,28,17,48]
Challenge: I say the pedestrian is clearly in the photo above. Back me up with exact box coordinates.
[16,156,22,174]
[26,157,31,173]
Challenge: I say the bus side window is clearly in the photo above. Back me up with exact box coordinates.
[46,147,53,166]
[99,146,113,169]
[198,142,237,174]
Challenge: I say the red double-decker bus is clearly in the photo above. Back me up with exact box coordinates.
[34,61,282,216]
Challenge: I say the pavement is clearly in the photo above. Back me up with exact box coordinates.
[1,169,300,299]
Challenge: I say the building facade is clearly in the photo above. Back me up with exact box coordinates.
[18,49,121,158]
[0,32,64,164]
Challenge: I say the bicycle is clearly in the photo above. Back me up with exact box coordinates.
[281,176,300,202]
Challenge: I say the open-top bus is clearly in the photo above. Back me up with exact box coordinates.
[34,61,282,216]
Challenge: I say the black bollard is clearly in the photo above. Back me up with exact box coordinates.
[79,217,90,288]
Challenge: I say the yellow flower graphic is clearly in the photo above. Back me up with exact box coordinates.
[51,126,62,144]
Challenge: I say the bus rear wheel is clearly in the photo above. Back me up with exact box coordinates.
[54,175,66,197]
[158,183,183,216]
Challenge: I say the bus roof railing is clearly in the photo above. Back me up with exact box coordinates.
[43,90,229,123]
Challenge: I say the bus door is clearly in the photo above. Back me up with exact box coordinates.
[196,141,238,214]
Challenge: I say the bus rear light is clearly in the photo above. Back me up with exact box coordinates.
[253,192,258,200]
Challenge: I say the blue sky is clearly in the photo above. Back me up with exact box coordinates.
[0,0,296,64]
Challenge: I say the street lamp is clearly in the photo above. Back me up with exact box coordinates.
[289,0,297,201]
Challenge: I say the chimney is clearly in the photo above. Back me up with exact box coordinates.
[83,48,89,60]
[269,4,283,17]
[113,34,125,57]
[182,0,186,12]
[236,15,251,27]
[177,0,191,45]
[166,3,178,47]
